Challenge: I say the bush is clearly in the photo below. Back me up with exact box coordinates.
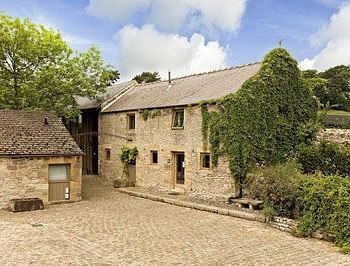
[244,161,302,218]
[298,141,350,177]
[120,146,138,172]
[297,175,350,250]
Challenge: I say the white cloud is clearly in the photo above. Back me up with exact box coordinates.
[115,24,227,80]
[86,0,246,33]
[300,3,350,71]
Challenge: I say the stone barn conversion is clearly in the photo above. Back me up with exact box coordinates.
[99,63,261,200]
[0,110,84,209]
[65,80,137,175]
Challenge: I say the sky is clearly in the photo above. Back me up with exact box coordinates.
[0,0,350,81]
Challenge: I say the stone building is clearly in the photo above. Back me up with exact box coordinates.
[0,110,84,209]
[99,63,261,200]
[65,80,137,175]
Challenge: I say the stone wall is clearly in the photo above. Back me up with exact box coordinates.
[268,216,297,233]
[0,156,82,209]
[99,106,237,200]
[317,128,350,144]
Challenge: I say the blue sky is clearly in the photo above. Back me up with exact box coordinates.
[0,0,349,80]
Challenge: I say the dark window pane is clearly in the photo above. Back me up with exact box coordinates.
[151,151,158,164]
[172,110,184,128]
[201,153,210,168]
[128,114,135,129]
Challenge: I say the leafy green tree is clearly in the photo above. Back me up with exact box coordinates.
[302,66,350,110]
[301,69,318,79]
[133,72,160,84]
[303,77,328,108]
[0,14,118,118]
[319,65,350,110]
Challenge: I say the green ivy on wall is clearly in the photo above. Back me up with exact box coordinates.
[120,146,138,172]
[138,109,161,120]
[201,48,320,188]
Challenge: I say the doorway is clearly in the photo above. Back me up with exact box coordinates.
[48,164,70,201]
[174,152,185,185]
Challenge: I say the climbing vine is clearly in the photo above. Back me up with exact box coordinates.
[138,109,161,120]
[200,104,210,147]
[120,146,138,172]
[201,48,320,187]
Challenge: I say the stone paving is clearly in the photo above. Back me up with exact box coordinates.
[0,176,349,265]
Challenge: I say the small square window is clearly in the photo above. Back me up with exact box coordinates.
[106,149,111,160]
[49,164,69,181]
[200,153,210,169]
[127,114,136,129]
[172,109,184,129]
[151,150,158,164]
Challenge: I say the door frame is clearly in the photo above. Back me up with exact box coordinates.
[172,152,185,188]
[48,164,71,202]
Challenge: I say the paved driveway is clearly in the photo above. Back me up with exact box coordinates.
[0,177,349,265]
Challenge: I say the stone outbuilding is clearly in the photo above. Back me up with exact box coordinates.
[99,63,261,200]
[0,110,84,209]
[65,80,137,175]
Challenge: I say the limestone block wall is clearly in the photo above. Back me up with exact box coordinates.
[317,128,350,144]
[99,106,237,200]
[0,156,82,209]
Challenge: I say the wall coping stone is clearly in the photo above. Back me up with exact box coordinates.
[117,187,266,223]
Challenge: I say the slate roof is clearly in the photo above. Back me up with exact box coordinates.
[102,62,261,113]
[0,110,84,157]
[76,80,137,110]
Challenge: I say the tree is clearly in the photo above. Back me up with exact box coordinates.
[319,65,350,110]
[302,66,350,110]
[133,72,160,84]
[0,14,118,118]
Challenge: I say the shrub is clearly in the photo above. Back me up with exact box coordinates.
[298,141,350,177]
[297,175,350,250]
[120,146,138,172]
[244,161,302,218]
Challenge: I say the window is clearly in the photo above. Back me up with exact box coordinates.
[200,153,210,169]
[151,150,158,164]
[49,164,69,181]
[172,109,184,129]
[106,149,111,160]
[127,114,136,129]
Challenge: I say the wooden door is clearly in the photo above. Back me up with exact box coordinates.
[48,164,70,201]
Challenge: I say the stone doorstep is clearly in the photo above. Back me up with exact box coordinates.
[117,188,266,223]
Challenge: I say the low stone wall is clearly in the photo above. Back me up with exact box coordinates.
[268,216,298,233]
[317,128,350,144]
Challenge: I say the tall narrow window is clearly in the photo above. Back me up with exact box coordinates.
[106,149,111,160]
[151,150,158,164]
[127,114,136,129]
[200,153,210,169]
[172,109,184,129]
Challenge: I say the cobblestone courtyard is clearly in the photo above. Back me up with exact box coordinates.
[0,177,349,265]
